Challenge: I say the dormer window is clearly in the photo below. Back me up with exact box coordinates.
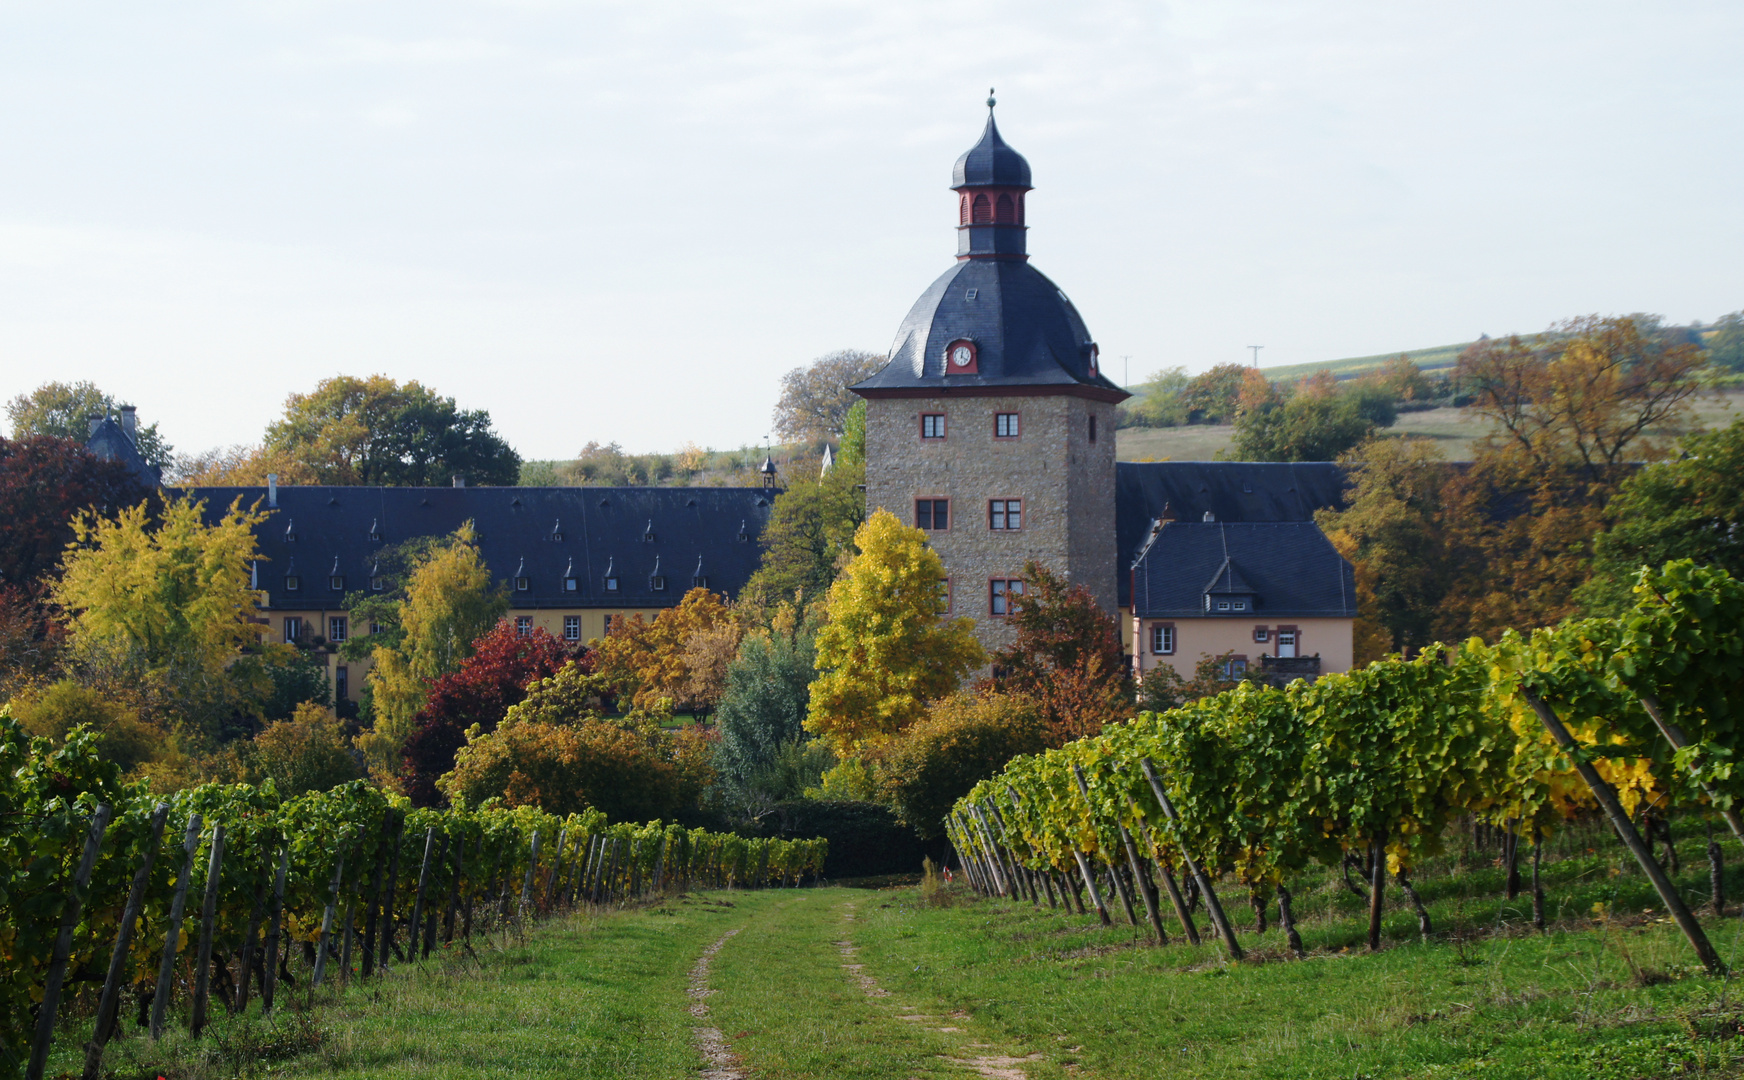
[551,518,563,542]
[516,576,530,591]
[330,575,345,592]
[285,575,300,592]
[564,576,578,592]
[283,519,296,542]
[371,576,384,591]
[643,520,656,543]
[1232,600,1246,611]
[737,520,749,543]
[604,576,619,592]
[693,575,708,589]
[650,576,666,592]
[369,519,381,542]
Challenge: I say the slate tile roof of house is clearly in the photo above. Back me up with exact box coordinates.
[1130,521,1357,619]
[86,416,160,488]
[179,485,774,610]
[1114,461,1349,607]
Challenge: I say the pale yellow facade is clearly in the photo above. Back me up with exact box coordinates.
[1128,612,1355,681]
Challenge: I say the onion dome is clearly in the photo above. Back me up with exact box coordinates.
[953,90,1032,189]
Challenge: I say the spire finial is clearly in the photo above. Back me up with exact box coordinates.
[987,87,996,111]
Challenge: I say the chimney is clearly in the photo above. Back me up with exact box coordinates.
[87,412,104,437]
[452,475,466,488]
[119,406,137,444]
[267,473,278,508]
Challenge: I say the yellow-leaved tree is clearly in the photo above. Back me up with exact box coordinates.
[805,509,984,754]
[358,522,506,772]
[50,495,268,738]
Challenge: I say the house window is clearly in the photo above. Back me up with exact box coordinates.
[1151,624,1175,655]
[328,617,347,643]
[915,498,949,530]
[285,575,300,592]
[335,665,349,702]
[369,622,382,635]
[516,616,533,637]
[651,576,666,591]
[283,617,303,644]
[989,499,1022,530]
[330,575,345,592]
[1223,656,1248,680]
[989,578,1024,616]
[564,576,578,592]
[515,576,530,592]
[563,615,581,641]
[994,412,1020,438]
[1253,626,1270,644]
[371,576,384,592]
[920,413,947,439]
[604,576,619,592]
[603,614,614,633]
[1088,415,1098,443]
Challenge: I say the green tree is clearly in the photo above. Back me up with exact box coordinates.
[5,380,174,471]
[839,400,867,467]
[7,678,160,774]
[879,689,1048,837]
[264,374,520,486]
[806,509,985,752]
[714,611,820,812]
[1231,389,1384,462]
[251,701,364,796]
[772,349,886,444]
[357,523,507,771]
[50,495,268,735]
[1180,363,1250,423]
[742,459,866,610]
[1581,417,1744,614]
[1316,436,1451,653]
[1707,311,1744,373]
[1119,366,1191,429]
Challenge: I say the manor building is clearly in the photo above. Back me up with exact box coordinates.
[103,104,1355,708]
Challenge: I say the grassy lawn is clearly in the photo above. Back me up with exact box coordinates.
[61,823,1744,1079]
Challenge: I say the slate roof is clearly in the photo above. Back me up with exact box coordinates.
[1114,461,1348,605]
[86,416,160,488]
[953,113,1032,189]
[1130,521,1356,619]
[853,259,1126,396]
[177,485,774,611]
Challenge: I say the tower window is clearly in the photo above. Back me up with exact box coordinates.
[971,193,992,223]
[995,193,1015,223]
[1089,415,1098,443]
[1151,624,1176,655]
[994,412,1020,438]
[920,413,946,439]
[915,498,949,531]
[564,615,581,641]
[989,499,1022,530]
[959,194,969,225]
[937,577,953,615]
[989,578,1024,616]
[516,616,533,637]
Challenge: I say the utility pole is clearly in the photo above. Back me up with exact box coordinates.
[1121,355,1132,388]
[1247,345,1263,367]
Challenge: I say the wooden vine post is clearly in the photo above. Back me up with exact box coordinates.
[422,833,449,958]
[1640,692,1744,845]
[261,845,290,1013]
[1066,765,1114,927]
[1137,820,1200,945]
[82,801,170,1080]
[25,803,111,1080]
[151,812,204,1038]
[1137,756,1243,960]
[312,851,345,988]
[408,827,437,961]
[1117,821,1168,944]
[1523,686,1725,975]
[189,823,226,1036]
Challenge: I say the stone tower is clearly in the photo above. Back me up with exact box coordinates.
[852,98,1128,651]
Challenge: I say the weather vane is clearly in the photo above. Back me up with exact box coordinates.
[987,87,996,110]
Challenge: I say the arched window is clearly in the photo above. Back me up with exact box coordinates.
[995,193,1015,223]
[1017,193,1025,224]
[971,194,992,224]
[959,195,969,225]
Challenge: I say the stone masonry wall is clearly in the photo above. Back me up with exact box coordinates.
[864,391,1119,654]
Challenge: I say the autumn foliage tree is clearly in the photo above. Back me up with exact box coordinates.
[590,587,741,714]
[806,510,984,752]
[399,619,574,805]
[989,561,1132,745]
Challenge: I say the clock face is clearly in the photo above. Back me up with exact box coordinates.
[951,345,973,367]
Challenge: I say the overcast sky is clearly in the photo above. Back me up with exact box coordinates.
[2,1,1740,461]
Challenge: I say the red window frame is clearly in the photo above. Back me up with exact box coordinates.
[994,411,1021,439]
[988,498,1022,531]
[989,578,1025,617]
[1253,625,1270,643]
[915,497,950,531]
[920,412,947,440]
